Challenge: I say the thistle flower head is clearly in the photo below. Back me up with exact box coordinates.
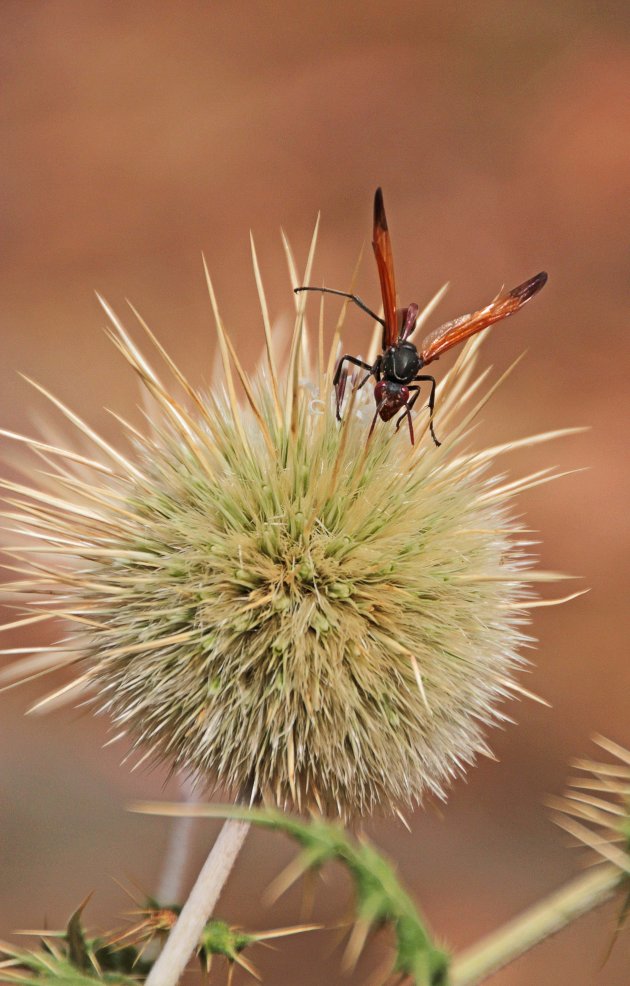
[0,223,571,818]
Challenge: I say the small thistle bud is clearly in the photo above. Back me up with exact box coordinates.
[108,898,315,982]
[1,224,571,818]
[550,736,630,871]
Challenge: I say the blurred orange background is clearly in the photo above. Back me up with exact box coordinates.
[1,3,629,984]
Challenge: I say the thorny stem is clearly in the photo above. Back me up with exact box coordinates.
[449,864,624,985]
[145,817,250,986]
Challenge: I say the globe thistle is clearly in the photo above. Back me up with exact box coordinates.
[0,223,575,819]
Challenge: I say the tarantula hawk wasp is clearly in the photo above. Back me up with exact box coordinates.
[295,188,547,446]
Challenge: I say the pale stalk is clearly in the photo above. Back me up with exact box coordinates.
[450,864,624,985]
[156,773,199,905]
[145,818,250,986]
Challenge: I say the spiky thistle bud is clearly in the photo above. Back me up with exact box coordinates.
[0,224,573,818]
[550,735,630,871]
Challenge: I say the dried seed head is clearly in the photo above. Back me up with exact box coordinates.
[1,227,571,818]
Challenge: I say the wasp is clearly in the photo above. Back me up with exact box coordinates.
[295,188,547,445]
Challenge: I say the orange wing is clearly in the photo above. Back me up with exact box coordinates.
[419,271,548,365]
[372,188,398,348]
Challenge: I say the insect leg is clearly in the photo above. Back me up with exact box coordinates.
[395,386,419,426]
[356,355,382,391]
[294,287,385,327]
[333,355,374,420]
[401,406,415,445]
[368,399,387,442]
[414,374,441,447]
[394,387,420,446]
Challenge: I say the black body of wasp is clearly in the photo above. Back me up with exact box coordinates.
[296,188,547,446]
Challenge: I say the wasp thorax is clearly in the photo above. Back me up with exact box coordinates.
[382,342,422,384]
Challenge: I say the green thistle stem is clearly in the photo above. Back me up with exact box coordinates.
[135,804,450,984]
[145,818,250,986]
[450,864,623,985]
